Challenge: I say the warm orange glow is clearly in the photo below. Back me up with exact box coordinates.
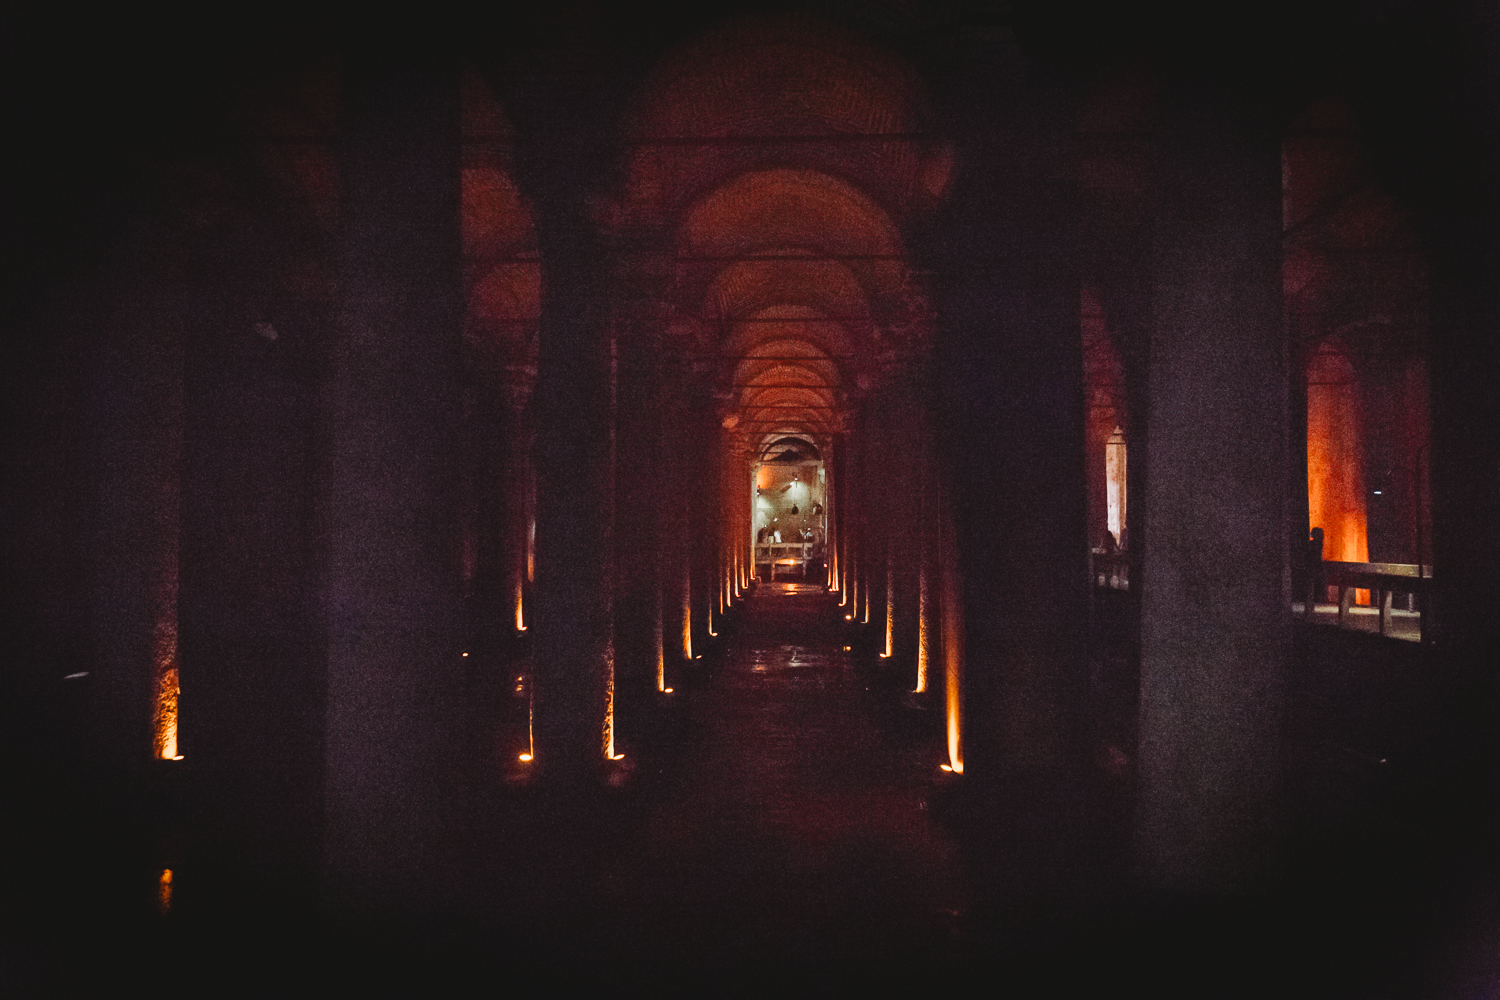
[915,552,930,694]
[153,667,180,761]
[1308,348,1369,603]
[604,640,619,760]
[882,558,894,657]
[515,588,526,632]
[664,686,674,693]
[461,652,469,657]
[524,676,535,761]
[527,518,536,583]
[157,868,173,915]
[707,601,717,638]
[151,545,181,761]
[683,555,693,660]
[942,522,964,775]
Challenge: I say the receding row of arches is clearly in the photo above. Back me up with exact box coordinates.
[22,10,1490,939]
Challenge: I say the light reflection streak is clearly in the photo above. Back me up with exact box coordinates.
[158,868,173,915]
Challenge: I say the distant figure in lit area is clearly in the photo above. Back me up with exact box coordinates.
[1307,526,1326,607]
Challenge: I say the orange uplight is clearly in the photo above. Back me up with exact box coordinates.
[461,652,469,657]
[603,641,621,761]
[154,667,181,761]
[915,557,930,693]
[522,676,535,762]
[1308,349,1370,604]
[883,562,894,657]
[158,868,173,915]
[682,560,693,660]
[515,589,526,632]
[664,687,674,694]
[943,660,963,773]
[943,546,964,775]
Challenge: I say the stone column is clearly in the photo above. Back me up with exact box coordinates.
[1423,17,1500,662]
[520,111,615,781]
[930,65,1089,782]
[660,365,696,662]
[887,386,926,673]
[1135,93,1288,895]
[321,57,466,914]
[612,262,668,706]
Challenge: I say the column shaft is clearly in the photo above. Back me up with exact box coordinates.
[1136,97,1288,894]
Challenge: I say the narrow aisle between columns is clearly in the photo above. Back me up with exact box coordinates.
[599,581,967,977]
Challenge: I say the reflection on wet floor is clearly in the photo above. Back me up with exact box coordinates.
[602,583,966,971]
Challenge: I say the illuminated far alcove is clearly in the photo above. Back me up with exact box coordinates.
[1106,426,1127,546]
[751,438,826,582]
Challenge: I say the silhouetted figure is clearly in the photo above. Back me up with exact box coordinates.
[1307,527,1326,611]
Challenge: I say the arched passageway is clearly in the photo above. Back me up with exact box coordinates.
[9,5,1500,995]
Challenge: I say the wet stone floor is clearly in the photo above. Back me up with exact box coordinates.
[603,585,963,967]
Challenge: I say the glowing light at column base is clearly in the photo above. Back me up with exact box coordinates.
[515,590,527,632]
[520,677,535,763]
[945,658,963,774]
[153,666,182,761]
[603,641,618,761]
[915,560,930,693]
[883,562,894,656]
